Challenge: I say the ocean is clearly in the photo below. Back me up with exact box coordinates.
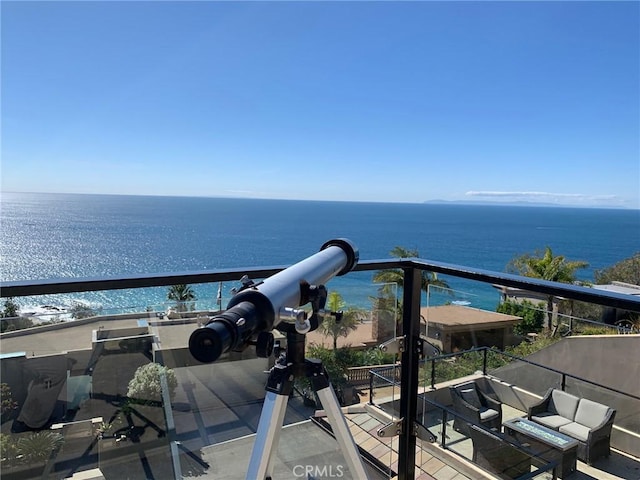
[1,192,638,318]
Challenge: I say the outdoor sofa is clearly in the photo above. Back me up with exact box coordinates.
[527,388,616,464]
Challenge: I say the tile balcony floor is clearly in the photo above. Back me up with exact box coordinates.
[338,410,472,480]
[3,349,638,480]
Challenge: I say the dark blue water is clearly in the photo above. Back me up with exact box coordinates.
[1,192,638,313]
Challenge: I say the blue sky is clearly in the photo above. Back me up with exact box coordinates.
[2,1,639,208]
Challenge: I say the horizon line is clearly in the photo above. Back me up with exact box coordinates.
[1,190,637,210]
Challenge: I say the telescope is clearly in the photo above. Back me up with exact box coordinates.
[189,238,358,363]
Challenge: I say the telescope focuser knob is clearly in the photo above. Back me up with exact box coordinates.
[295,317,311,334]
[253,331,274,358]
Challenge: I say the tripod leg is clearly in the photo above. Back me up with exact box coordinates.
[309,360,369,479]
[246,390,289,480]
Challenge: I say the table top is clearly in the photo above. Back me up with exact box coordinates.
[503,418,579,451]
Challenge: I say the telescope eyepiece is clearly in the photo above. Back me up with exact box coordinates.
[188,301,259,363]
[188,321,231,363]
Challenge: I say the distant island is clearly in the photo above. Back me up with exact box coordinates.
[423,200,629,209]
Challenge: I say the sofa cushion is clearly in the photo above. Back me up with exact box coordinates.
[574,398,611,429]
[479,407,499,422]
[460,388,482,408]
[531,412,573,430]
[559,421,591,442]
[549,390,580,421]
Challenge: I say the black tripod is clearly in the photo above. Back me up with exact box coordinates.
[246,303,368,479]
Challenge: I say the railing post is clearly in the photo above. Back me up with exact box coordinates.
[483,347,488,375]
[440,410,447,448]
[397,265,422,480]
[369,371,374,405]
[431,359,436,390]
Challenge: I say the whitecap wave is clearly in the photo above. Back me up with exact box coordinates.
[451,300,471,306]
[19,304,72,323]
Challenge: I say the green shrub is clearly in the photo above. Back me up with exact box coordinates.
[422,333,561,386]
[1,383,17,417]
[70,302,100,319]
[0,433,19,466]
[497,300,545,335]
[576,326,617,336]
[1,298,19,318]
[330,347,395,368]
[306,344,349,388]
[508,334,558,356]
[127,363,177,403]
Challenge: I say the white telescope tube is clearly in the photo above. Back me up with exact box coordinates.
[188,239,358,363]
[228,238,358,328]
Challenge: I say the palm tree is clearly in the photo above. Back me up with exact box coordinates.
[318,291,361,350]
[506,247,588,330]
[167,284,196,312]
[373,246,450,294]
[16,431,64,463]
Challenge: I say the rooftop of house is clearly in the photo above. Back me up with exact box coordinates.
[592,281,640,297]
[421,304,521,328]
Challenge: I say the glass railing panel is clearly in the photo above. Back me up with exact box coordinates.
[166,281,395,479]
[341,282,398,479]
[488,354,565,399]
[0,313,173,479]
[92,329,172,480]
[565,376,640,440]
[1,280,402,478]
[0,287,218,479]
[0,308,159,357]
[4,260,639,479]
[554,310,632,336]
[421,348,516,388]
[415,389,459,477]
[0,315,39,334]
[425,284,477,308]
[418,401,556,479]
[365,280,401,446]
[5,282,230,321]
[0,286,232,358]
[423,285,486,356]
[171,285,395,478]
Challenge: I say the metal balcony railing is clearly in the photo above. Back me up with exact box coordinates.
[2,258,639,480]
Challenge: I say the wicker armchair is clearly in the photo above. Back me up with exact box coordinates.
[449,381,502,436]
[469,424,532,479]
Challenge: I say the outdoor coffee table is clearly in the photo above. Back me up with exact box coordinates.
[503,418,578,478]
